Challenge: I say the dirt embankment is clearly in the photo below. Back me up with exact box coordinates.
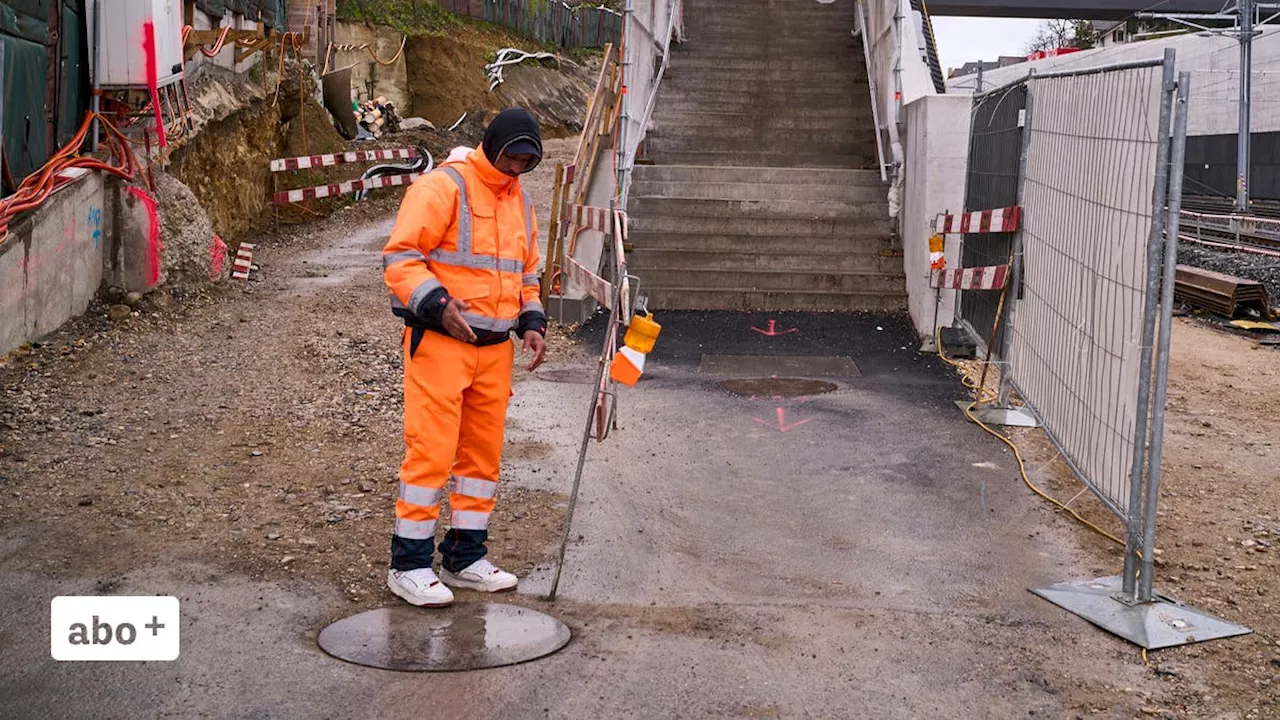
[404,23,597,137]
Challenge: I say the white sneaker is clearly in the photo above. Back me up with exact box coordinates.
[440,558,518,593]
[387,568,455,607]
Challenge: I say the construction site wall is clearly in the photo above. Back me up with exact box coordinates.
[1,0,91,191]
[901,93,971,336]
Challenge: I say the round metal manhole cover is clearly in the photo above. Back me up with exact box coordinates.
[317,603,571,671]
[716,377,838,397]
[535,365,597,384]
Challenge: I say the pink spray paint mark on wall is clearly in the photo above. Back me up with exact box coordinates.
[128,187,163,287]
[209,234,228,278]
[142,20,167,148]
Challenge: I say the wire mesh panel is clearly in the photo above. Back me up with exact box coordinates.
[958,84,1026,346]
[1007,62,1168,519]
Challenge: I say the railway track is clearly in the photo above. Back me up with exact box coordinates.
[1179,205,1280,256]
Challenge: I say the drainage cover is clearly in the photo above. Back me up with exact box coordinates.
[536,365,597,384]
[317,603,571,671]
[717,377,838,397]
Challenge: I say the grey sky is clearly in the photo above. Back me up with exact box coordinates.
[930,18,1051,73]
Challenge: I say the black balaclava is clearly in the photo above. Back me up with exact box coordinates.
[481,107,543,173]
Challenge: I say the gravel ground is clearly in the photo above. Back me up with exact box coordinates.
[0,137,585,608]
[1178,242,1280,306]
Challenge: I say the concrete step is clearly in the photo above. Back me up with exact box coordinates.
[645,124,875,146]
[656,86,870,109]
[629,180,881,202]
[627,229,895,251]
[662,66,865,84]
[653,98,865,116]
[628,195,886,220]
[630,164,883,185]
[629,211,891,237]
[668,57,865,73]
[642,287,907,312]
[645,150,876,169]
[670,48,865,64]
[650,110,872,131]
[635,268,904,294]
[645,140,875,162]
[629,248,904,274]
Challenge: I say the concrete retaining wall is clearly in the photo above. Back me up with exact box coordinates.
[332,22,410,112]
[1,174,108,355]
[901,93,972,338]
[1,174,160,357]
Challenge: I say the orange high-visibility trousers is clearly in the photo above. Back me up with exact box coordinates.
[392,327,514,571]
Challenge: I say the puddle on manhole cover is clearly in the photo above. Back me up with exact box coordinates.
[535,366,596,384]
[716,378,838,397]
[317,603,571,671]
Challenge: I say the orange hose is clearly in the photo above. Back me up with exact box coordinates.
[0,113,140,245]
[182,24,232,58]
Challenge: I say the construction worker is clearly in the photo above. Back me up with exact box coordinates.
[382,107,548,607]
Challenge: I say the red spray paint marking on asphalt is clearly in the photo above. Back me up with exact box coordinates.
[755,407,813,433]
[751,319,798,336]
[143,21,167,148]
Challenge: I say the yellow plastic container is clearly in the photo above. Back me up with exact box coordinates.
[623,311,662,354]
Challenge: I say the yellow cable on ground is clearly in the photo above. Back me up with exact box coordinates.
[935,330,1126,548]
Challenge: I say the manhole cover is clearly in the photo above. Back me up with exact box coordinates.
[717,378,838,397]
[317,603,571,672]
[535,366,596,384]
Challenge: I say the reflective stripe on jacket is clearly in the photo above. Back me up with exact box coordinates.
[382,147,545,341]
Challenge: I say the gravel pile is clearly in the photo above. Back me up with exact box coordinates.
[1178,241,1280,305]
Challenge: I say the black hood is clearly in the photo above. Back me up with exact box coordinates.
[481,107,543,172]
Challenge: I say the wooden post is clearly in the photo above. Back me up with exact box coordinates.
[541,162,566,306]
[45,0,62,154]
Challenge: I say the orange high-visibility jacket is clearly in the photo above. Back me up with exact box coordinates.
[383,147,546,345]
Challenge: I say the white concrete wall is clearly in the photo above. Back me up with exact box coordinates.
[0,174,108,356]
[332,22,410,111]
[617,0,681,206]
[966,27,1280,136]
[901,94,971,338]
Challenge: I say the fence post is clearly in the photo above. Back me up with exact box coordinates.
[1139,70,1192,603]
[966,75,1037,429]
[1121,48,1177,602]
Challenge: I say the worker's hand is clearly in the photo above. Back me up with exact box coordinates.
[442,298,478,343]
[522,330,547,371]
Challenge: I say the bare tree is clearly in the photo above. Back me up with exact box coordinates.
[1024,19,1096,54]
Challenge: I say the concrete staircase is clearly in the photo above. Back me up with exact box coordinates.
[628,0,905,312]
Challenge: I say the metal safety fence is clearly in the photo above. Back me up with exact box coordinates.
[958,83,1026,349]
[440,0,623,48]
[948,52,1252,647]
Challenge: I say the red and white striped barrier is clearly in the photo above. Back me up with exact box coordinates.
[269,148,418,172]
[931,264,1010,290]
[566,204,613,233]
[564,257,614,310]
[272,172,422,205]
[232,243,256,280]
[941,206,1021,234]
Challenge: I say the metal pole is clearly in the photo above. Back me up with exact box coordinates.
[45,0,62,155]
[988,70,1035,407]
[1140,71,1192,603]
[91,0,101,152]
[1238,0,1254,212]
[1123,48,1177,600]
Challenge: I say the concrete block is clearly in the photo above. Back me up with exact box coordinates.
[107,179,165,294]
[0,172,108,356]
